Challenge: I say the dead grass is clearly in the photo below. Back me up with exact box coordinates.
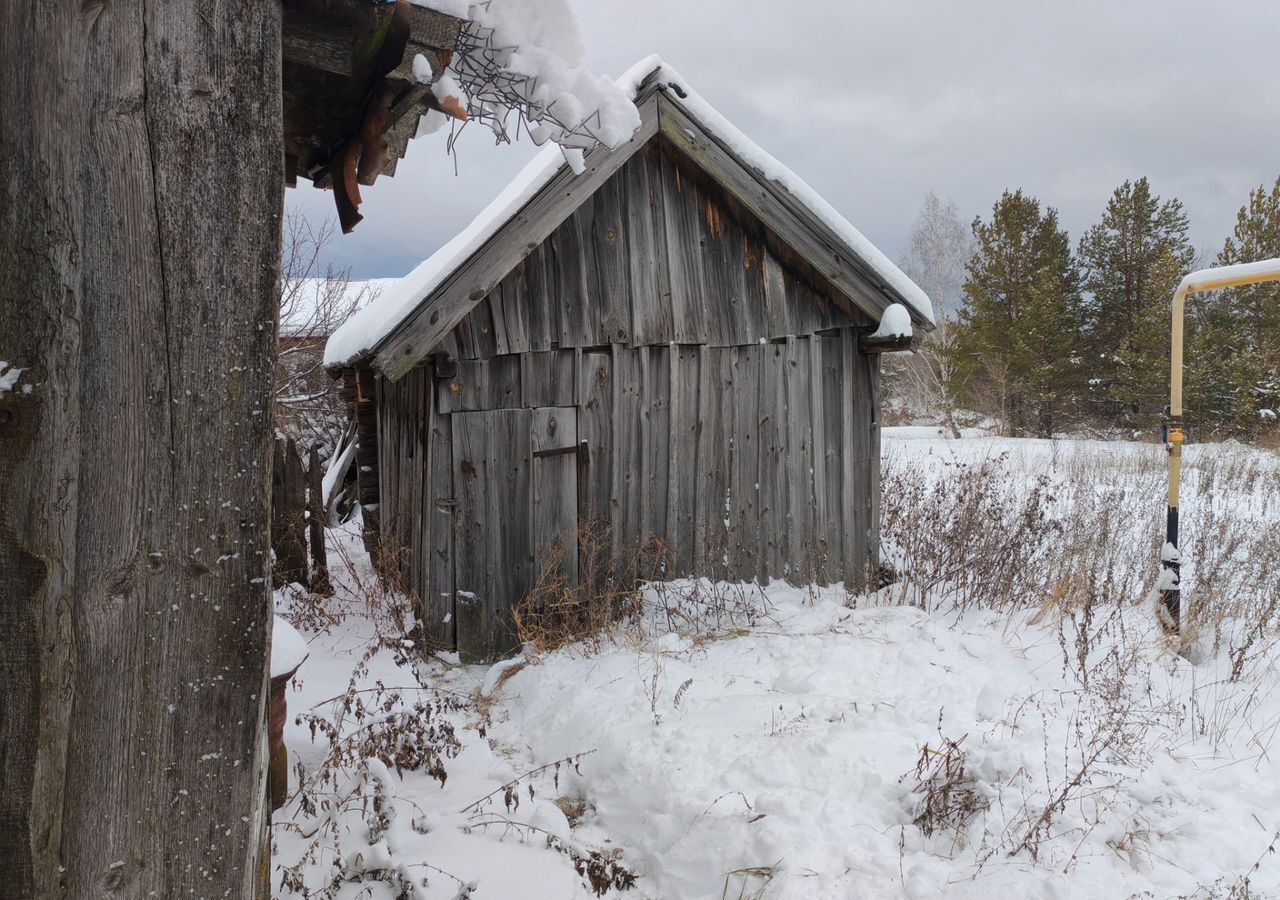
[881,441,1280,680]
[513,519,654,654]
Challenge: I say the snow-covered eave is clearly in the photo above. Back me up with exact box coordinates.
[325,56,933,374]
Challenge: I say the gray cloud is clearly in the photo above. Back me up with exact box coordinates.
[291,0,1280,278]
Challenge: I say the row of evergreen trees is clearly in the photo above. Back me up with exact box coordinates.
[904,177,1280,440]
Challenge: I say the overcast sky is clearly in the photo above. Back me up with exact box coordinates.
[288,0,1280,280]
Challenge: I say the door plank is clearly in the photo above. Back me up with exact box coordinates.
[531,407,579,593]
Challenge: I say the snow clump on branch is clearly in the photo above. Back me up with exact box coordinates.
[436,0,641,152]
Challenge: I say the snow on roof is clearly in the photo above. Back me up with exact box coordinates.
[407,0,469,16]
[868,303,913,340]
[615,57,934,327]
[281,278,400,339]
[324,56,933,370]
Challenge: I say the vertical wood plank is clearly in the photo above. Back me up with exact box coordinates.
[498,269,531,355]
[715,347,738,581]
[692,344,711,573]
[867,351,882,583]
[531,407,579,591]
[638,345,651,552]
[784,337,815,584]
[627,147,673,344]
[658,150,708,344]
[664,344,684,575]
[610,346,644,563]
[577,348,614,534]
[590,171,632,345]
[819,333,845,585]
[644,344,671,575]
[454,298,497,359]
[762,249,792,340]
[452,410,490,662]
[808,338,828,584]
[730,344,761,581]
[426,387,455,649]
[740,224,769,345]
[552,212,598,347]
[757,340,787,582]
[525,246,554,352]
[488,292,509,357]
[406,371,425,610]
[697,178,746,346]
[840,328,864,588]
[487,409,531,659]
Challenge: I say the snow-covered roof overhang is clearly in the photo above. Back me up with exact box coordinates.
[325,56,934,378]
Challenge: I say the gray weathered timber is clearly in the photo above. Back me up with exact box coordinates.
[590,172,633,345]
[357,79,903,663]
[450,407,579,660]
[370,333,879,661]
[819,334,846,584]
[658,149,711,345]
[867,357,883,573]
[700,348,737,581]
[627,146,674,345]
[656,93,924,332]
[576,349,614,531]
[531,407,580,590]
[729,345,762,579]
[611,346,645,563]
[452,410,495,661]
[758,341,788,581]
[373,100,661,379]
[425,376,456,648]
[0,1,281,895]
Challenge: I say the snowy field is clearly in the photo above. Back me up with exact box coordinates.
[274,431,1280,899]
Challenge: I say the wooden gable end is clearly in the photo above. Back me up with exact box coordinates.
[437,139,867,361]
[372,84,914,381]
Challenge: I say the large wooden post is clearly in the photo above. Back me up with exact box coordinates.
[0,2,282,896]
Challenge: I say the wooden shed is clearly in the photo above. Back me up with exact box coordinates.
[327,58,934,661]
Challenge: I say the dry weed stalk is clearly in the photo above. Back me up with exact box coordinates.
[907,719,989,852]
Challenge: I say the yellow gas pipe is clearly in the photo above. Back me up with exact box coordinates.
[1162,258,1280,631]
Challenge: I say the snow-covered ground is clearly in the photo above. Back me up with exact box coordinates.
[274,432,1280,899]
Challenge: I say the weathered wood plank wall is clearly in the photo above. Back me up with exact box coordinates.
[439,141,858,360]
[415,338,876,587]
[369,131,884,659]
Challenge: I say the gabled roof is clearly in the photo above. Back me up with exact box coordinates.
[326,56,934,378]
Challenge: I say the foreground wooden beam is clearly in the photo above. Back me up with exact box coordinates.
[857,332,918,354]
[0,1,282,897]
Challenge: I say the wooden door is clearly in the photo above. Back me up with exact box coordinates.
[451,407,579,661]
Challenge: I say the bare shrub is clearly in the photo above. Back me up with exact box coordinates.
[515,520,773,654]
[460,752,639,896]
[513,520,650,654]
[881,442,1280,682]
[906,719,989,851]
[880,453,1062,612]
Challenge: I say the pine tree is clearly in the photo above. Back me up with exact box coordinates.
[1191,176,1280,436]
[951,190,1084,437]
[1077,178,1194,433]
